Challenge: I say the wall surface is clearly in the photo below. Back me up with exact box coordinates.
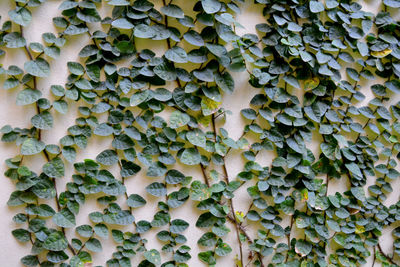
[0,0,399,266]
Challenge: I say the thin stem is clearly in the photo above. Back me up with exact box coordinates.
[19,23,76,256]
[226,215,265,267]
[212,114,244,267]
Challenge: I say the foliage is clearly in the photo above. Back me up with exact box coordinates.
[1,0,400,266]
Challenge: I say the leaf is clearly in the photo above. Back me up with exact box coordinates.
[304,77,320,90]
[31,111,53,130]
[16,89,42,106]
[43,232,68,251]
[21,138,45,155]
[127,194,147,208]
[180,148,201,165]
[67,62,84,75]
[350,187,366,202]
[154,62,176,81]
[202,0,222,14]
[295,240,312,256]
[166,169,186,184]
[9,7,32,26]
[53,209,76,228]
[86,238,102,252]
[53,100,68,114]
[112,18,134,29]
[186,129,206,148]
[183,30,204,46]
[371,48,392,58]
[201,97,221,116]
[310,1,324,13]
[345,162,363,179]
[144,249,161,265]
[170,110,190,129]
[96,149,119,165]
[160,4,184,18]
[12,229,30,242]
[215,72,234,93]
[146,182,167,197]
[20,255,39,266]
[216,243,232,256]
[198,232,217,247]
[134,24,155,39]
[130,90,150,106]
[165,46,188,63]
[24,58,50,77]
[170,219,189,234]
[43,157,64,178]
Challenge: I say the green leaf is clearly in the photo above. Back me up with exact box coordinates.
[170,110,190,129]
[12,228,30,242]
[130,90,150,106]
[21,138,45,155]
[345,162,363,179]
[53,100,68,114]
[43,231,68,251]
[24,58,50,77]
[53,209,76,228]
[31,111,53,130]
[215,72,234,93]
[111,18,134,29]
[76,225,93,238]
[180,148,201,165]
[198,251,216,265]
[170,219,189,234]
[165,46,188,63]
[166,169,186,184]
[127,194,147,208]
[186,129,206,147]
[86,238,102,252]
[96,149,119,165]
[202,0,221,14]
[9,7,32,26]
[146,182,167,197]
[160,4,184,18]
[43,157,64,178]
[183,30,204,46]
[216,243,232,256]
[16,89,42,106]
[134,24,155,39]
[198,232,217,247]
[67,62,84,75]
[310,1,324,13]
[154,62,176,81]
[144,249,161,265]
[350,187,366,202]
[295,240,312,256]
[20,255,39,266]
[4,32,26,48]
[94,224,108,239]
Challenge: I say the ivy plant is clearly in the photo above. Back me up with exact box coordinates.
[1,0,400,266]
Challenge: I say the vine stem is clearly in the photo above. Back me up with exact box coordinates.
[226,215,265,267]
[212,114,245,267]
[285,215,294,262]
[19,24,76,256]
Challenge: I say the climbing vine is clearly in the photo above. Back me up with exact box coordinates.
[1,0,400,266]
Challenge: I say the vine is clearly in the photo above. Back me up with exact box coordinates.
[1,0,400,266]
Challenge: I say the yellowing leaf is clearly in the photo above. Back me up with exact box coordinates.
[301,188,308,201]
[371,48,392,58]
[355,225,365,234]
[198,114,211,127]
[201,97,221,116]
[235,211,244,223]
[304,76,319,90]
